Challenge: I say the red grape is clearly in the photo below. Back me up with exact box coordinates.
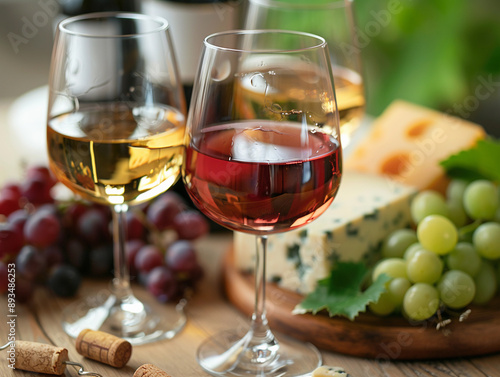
[20,171,54,205]
[43,245,64,268]
[165,240,199,274]
[126,211,146,240]
[147,266,178,303]
[77,208,110,245]
[0,194,20,216]
[135,245,163,273]
[26,165,57,188]
[16,245,46,280]
[0,223,24,259]
[24,208,61,248]
[147,192,184,231]
[125,239,146,275]
[1,182,21,199]
[89,244,113,277]
[47,265,81,297]
[8,209,29,232]
[62,202,89,232]
[65,238,88,271]
[0,165,206,304]
[173,210,209,240]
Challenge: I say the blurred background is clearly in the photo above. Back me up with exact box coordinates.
[0,0,499,139]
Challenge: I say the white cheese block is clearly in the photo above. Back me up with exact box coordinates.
[234,171,417,294]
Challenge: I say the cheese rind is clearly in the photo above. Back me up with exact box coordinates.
[234,171,417,294]
[344,100,486,193]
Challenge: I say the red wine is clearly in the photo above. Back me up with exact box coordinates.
[183,121,342,234]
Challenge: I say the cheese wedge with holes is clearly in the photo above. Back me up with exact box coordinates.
[234,171,416,294]
[344,100,486,193]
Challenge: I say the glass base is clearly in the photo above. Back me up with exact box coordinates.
[61,292,187,345]
[197,329,322,377]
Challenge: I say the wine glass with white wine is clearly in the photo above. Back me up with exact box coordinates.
[47,12,187,344]
[245,0,366,148]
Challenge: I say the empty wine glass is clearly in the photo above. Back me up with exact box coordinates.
[47,12,187,344]
[183,30,342,376]
[245,0,365,148]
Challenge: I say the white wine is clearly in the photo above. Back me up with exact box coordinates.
[333,66,365,147]
[48,103,185,206]
[232,61,364,147]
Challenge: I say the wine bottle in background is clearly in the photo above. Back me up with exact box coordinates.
[59,0,141,15]
[142,0,241,108]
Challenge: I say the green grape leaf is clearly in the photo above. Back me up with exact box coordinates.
[440,139,500,182]
[293,262,390,321]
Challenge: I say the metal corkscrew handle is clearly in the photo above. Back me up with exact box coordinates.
[64,361,103,377]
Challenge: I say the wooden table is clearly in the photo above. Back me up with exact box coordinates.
[1,234,500,377]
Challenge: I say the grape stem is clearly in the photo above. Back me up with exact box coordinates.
[458,219,482,240]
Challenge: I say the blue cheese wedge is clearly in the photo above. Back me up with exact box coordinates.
[233,171,417,294]
[312,366,350,377]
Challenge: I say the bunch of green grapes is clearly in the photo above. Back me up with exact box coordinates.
[369,179,500,322]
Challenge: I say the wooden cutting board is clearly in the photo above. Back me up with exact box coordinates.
[222,248,500,360]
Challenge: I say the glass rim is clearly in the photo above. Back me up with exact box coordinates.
[204,29,327,53]
[58,11,169,38]
[248,0,350,10]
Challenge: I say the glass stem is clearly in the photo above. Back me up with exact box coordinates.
[249,235,277,356]
[111,203,132,300]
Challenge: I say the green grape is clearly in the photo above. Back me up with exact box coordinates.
[369,291,396,316]
[463,180,499,220]
[437,270,476,309]
[473,260,497,305]
[381,229,418,259]
[372,258,407,281]
[472,222,500,260]
[406,249,443,284]
[417,215,458,255]
[446,242,482,277]
[447,199,467,228]
[410,190,449,225]
[403,242,425,260]
[387,277,411,308]
[446,179,468,205]
[403,283,440,321]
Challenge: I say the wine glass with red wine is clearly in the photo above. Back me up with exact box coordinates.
[47,12,187,344]
[182,30,343,376]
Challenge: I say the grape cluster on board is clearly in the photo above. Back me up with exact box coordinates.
[0,165,209,303]
[369,179,500,323]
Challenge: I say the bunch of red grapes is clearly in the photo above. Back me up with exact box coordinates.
[0,166,209,303]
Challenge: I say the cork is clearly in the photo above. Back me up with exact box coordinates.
[14,340,68,375]
[75,329,132,368]
[133,364,172,377]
